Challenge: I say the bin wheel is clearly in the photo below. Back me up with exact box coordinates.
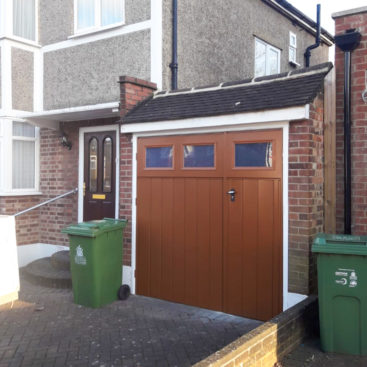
[118,285,130,300]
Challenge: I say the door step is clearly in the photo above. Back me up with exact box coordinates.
[21,251,71,289]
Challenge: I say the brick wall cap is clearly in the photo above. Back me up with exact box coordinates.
[332,6,367,19]
[118,76,157,91]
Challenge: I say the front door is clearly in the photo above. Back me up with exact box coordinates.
[83,131,116,221]
[136,130,283,321]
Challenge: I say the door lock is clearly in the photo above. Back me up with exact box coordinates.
[227,189,236,201]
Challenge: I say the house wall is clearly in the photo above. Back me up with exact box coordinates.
[11,48,34,112]
[38,0,151,46]
[43,30,151,110]
[334,9,367,235]
[162,0,329,90]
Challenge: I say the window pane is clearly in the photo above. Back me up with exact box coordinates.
[12,140,35,189]
[13,0,35,40]
[235,142,272,167]
[89,138,98,192]
[268,48,279,75]
[289,47,296,63]
[77,0,95,30]
[103,137,112,193]
[184,144,214,168]
[146,147,173,168]
[101,0,124,26]
[13,122,35,138]
[255,40,266,77]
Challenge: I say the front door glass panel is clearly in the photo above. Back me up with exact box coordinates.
[89,137,98,192]
[103,137,112,193]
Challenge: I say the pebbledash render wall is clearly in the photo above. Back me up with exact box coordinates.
[333,8,367,235]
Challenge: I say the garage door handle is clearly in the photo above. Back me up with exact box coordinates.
[227,189,236,202]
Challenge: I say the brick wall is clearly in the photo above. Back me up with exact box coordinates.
[288,94,325,295]
[334,10,367,235]
[194,296,318,367]
[0,196,40,245]
[119,76,157,266]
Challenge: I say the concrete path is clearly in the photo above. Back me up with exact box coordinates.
[280,338,367,367]
[0,278,261,367]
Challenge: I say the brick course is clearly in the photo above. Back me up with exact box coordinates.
[334,11,367,235]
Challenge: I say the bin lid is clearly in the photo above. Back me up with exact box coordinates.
[62,218,127,238]
[312,233,367,255]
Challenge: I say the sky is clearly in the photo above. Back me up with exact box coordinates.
[288,0,366,34]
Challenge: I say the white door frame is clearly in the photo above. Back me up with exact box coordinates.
[78,125,120,222]
[129,121,289,311]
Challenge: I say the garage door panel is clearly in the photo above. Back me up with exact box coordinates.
[257,179,276,320]
[242,179,259,319]
[136,178,152,296]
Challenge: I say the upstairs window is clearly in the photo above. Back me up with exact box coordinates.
[13,0,36,41]
[254,38,280,78]
[76,0,124,32]
[289,32,297,64]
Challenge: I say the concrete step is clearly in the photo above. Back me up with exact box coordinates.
[21,256,72,289]
[50,250,70,271]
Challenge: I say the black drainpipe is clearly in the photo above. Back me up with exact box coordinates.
[304,4,321,67]
[169,0,178,90]
[335,29,362,234]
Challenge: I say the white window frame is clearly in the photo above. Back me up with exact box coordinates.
[10,0,39,44]
[73,0,126,36]
[254,38,281,78]
[0,120,41,196]
[289,32,299,65]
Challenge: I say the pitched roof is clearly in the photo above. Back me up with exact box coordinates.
[122,62,333,124]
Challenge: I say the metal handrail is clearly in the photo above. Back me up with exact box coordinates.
[14,188,78,217]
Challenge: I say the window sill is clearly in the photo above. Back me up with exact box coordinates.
[289,60,301,67]
[0,191,43,197]
[69,22,125,39]
[0,35,41,48]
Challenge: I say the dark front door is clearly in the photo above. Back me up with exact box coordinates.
[83,131,116,221]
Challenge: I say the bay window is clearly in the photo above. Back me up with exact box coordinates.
[13,0,36,41]
[75,0,125,33]
[0,121,40,194]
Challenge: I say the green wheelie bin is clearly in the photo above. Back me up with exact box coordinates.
[312,233,367,355]
[62,218,128,308]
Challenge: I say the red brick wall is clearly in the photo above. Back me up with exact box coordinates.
[288,93,325,294]
[0,196,40,245]
[335,11,367,235]
[118,76,157,265]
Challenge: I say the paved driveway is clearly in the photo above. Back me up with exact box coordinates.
[0,279,261,367]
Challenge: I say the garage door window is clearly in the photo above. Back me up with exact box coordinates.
[183,144,214,168]
[146,146,173,168]
[235,142,272,167]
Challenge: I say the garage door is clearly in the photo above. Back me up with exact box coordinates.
[136,130,282,321]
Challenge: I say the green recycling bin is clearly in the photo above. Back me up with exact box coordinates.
[312,233,367,355]
[62,218,128,308]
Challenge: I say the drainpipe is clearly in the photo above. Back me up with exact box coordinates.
[304,4,321,67]
[169,0,178,90]
[335,29,362,234]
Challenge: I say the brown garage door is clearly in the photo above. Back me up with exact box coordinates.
[136,130,282,321]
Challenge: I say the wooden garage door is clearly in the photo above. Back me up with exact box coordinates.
[136,130,282,321]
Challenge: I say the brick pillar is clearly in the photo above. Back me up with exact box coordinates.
[288,93,325,294]
[334,10,367,235]
[118,76,156,266]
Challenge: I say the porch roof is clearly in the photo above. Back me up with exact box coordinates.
[21,102,120,130]
[122,62,333,125]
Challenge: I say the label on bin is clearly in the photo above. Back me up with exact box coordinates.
[335,268,358,288]
[75,245,87,266]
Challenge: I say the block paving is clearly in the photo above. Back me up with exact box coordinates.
[0,278,261,367]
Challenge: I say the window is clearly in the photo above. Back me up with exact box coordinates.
[75,0,125,33]
[183,144,215,168]
[13,0,36,41]
[254,38,280,78]
[289,32,297,64]
[146,146,173,168]
[12,122,38,190]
